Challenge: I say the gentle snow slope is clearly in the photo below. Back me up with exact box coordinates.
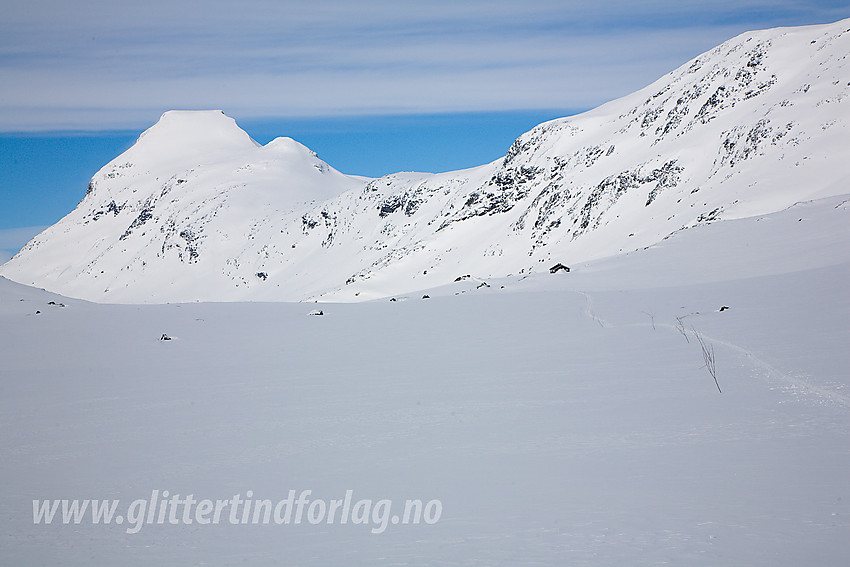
[1,195,848,565]
[2,19,849,303]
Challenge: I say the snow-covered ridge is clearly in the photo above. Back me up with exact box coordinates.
[2,19,849,303]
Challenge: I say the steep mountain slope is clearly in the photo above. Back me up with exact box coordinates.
[2,20,849,303]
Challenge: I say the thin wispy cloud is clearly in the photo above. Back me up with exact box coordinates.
[1,0,847,130]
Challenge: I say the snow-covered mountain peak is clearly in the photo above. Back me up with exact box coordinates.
[257,136,336,172]
[124,109,259,168]
[263,136,312,154]
[2,19,848,303]
[81,109,264,205]
[82,110,356,207]
[140,109,258,149]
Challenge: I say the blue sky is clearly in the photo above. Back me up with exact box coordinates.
[1,0,848,260]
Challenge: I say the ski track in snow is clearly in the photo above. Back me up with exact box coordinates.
[666,319,849,409]
[577,288,850,409]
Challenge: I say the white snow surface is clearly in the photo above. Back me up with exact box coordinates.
[2,19,849,303]
[1,19,849,565]
[1,194,848,565]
